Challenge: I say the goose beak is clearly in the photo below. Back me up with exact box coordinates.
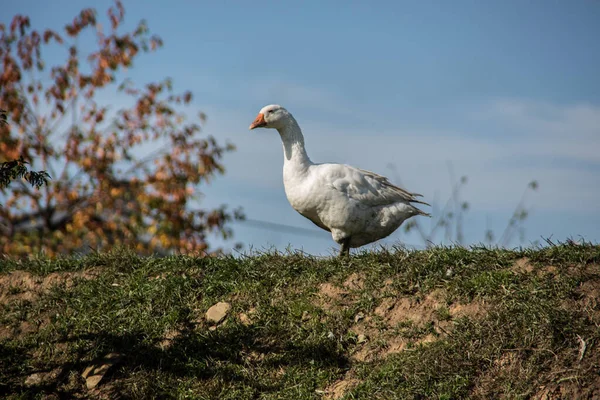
[249,113,267,130]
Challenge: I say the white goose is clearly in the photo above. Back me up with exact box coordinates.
[249,104,430,257]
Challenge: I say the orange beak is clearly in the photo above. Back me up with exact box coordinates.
[249,113,267,130]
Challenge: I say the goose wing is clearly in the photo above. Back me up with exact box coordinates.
[325,164,430,212]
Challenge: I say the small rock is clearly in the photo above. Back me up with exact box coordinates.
[206,302,231,324]
[327,331,335,340]
[354,312,365,323]
[82,353,123,389]
[24,373,43,386]
[25,368,61,387]
[239,313,252,326]
[301,311,311,321]
[208,326,217,331]
[357,334,368,344]
[85,374,104,390]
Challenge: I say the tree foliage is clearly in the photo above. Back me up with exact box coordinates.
[0,156,51,190]
[0,109,51,190]
[0,2,240,256]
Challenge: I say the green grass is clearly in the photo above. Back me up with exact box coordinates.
[1,243,599,399]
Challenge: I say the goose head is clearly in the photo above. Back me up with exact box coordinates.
[249,104,291,130]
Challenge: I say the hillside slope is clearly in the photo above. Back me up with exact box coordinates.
[1,243,599,399]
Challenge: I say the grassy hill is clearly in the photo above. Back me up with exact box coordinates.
[1,243,599,399]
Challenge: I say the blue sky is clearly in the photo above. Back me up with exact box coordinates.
[4,1,600,254]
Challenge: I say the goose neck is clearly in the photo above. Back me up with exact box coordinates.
[278,118,311,167]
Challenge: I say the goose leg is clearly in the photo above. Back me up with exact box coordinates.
[339,238,351,258]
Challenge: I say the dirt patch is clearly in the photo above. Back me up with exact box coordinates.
[315,273,489,363]
[0,269,99,305]
[450,301,487,319]
[318,282,348,299]
[324,373,361,400]
[381,289,446,327]
[512,257,535,274]
[354,333,433,362]
[316,283,351,312]
[0,318,50,341]
[315,273,367,312]
[533,377,600,400]
[561,278,600,325]
[0,269,99,340]
[578,280,600,306]
[511,258,580,279]
[343,273,365,291]
[349,289,487,362]
[374,297,395,317]
[585,263,600,275]
[379,332,439,360]
[574,279,600,325]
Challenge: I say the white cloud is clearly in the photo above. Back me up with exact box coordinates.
[473,99,600,162]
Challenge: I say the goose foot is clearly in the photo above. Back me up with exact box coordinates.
[339,238,351,259]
